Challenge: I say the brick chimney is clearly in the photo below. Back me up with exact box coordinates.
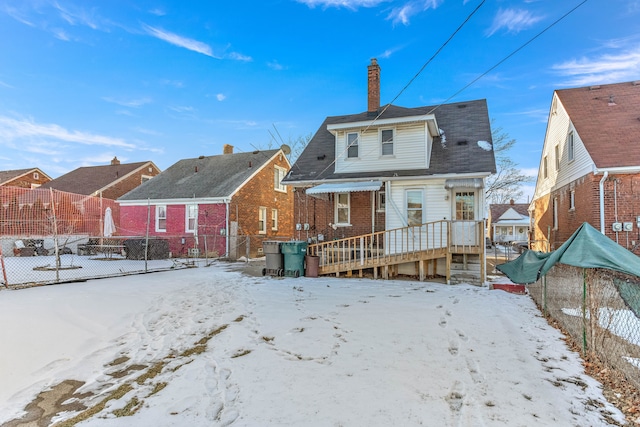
[223,144,234,154]
[111,156,120,165]
[368,58,380,114]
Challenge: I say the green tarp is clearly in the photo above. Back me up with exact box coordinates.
[497,222,640,284]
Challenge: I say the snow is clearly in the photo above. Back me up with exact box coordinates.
[0,262,626,426]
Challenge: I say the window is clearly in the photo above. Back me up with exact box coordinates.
[258,207,267,234]
[141,175,152,183]
[186,204,197,233]
[555,145,560,171]
[381,128,394,156]
[570,190,575,210]
[543,156,548,179]
[553,197,558,230]
[335,193,350,225]
[406,190,423,226]
[156,205,167,232]
[377,191,386,212]
[274,166,287,192]
[347,132,359,158]
[33,172,39,179]
[271,209,278,231]
[567,131,575,161]
[455,192,475,220]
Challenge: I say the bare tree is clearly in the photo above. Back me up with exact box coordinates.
[485,123,534,204]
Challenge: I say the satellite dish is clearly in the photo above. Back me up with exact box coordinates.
[280,144,291,155]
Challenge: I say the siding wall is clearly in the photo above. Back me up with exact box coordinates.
[101,164,161,200]
[2,171,50,189]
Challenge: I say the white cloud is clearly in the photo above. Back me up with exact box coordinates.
[169,105,195,113]
[149,8,167,16]
[216,94,226,102]
[267,60,285,70]
[387,0,443,25]
[3,6,35,27]
[103,97,152,108]
[0,116,135,149]
[486,8,543,37]
[227,52,252,62]
[296,0,387,9]
[53,28,70,41]
[143,24,217,58]
[52,2,99,30]
[0,80,14,89]
[552,46,640,86]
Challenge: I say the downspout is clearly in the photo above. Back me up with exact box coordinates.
[226,200,230,257]
[599,171,608,234]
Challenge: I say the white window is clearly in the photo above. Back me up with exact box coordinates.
[570,190,575,210]
[543,156,548,179]
[156,205,167,232]
[335,193,350,225]
[567,131,575,161]
[455,192,475,220]
[271,208,278,231]
[274,166,287,192]
[347,132,359,158]
[381,128,394,156]
[406,190,423,226]
[553,198,558,230]
[377,191,386,212]
[258,207,267,234]
[33,172,39,179]
[186,204,198,233]
[555,145,560,171]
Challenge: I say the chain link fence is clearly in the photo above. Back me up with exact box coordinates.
[528,264,640,389]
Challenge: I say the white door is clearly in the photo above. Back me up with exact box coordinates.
[452,191,478,246]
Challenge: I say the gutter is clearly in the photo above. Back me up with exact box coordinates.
[599,171,608,234]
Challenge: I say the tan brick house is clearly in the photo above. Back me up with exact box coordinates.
[40,157,160,200]
[530,81,640,253]
[0,168,51,188]
[118,146,293,259]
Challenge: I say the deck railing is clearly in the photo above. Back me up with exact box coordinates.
[307,220,483,273]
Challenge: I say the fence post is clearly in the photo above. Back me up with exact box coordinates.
[0,244,8,288]
[582,268,588,355]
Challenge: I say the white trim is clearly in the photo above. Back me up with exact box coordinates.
[327,114,437,133]
[380,127,395,156]
[91,161,159,197]
[185,204,198,233]
[258,206,267,234]
[334,193,351,226]
[284,172,491,187]
[118,197,230,206]
[274,166,287,193]
[271,208,278,231]
[228,149,290,199]
[156,205,167,232]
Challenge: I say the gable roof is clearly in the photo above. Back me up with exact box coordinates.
[118,149,283,201]
[556,81,640,169]
[0,168,51,186]
[41,161,156,196]
[283,100,496,184]
[490,202,529,222]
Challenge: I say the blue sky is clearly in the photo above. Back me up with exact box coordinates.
[1,0,639,201]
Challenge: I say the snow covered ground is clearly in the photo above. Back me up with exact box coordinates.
[0,262,627,426]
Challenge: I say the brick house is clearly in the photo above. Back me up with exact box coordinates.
[530,81,640,253]
[0,168,51,188]
[488,200,530,245]
[118,146,293,259]
[282,59,496,283]
[40,157,160,200]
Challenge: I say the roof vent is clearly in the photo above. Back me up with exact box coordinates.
[317,154,326,160]
[199,155,205,159]
[457,104,467,108]
[608,95,616,106]
[457,140,468,146]
[589,85,601,91]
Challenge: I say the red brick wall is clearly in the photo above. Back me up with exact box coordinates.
[3,171,51,189]
[292,188,385,241]
[228,152,294,257]
[532,173,640,253]
[101,164,161,200]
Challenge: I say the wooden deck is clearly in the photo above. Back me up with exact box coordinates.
[307,220,486,284]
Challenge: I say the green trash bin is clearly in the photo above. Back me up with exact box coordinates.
[281,241,308,278]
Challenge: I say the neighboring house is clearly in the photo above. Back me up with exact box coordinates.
[0,168,51,188]
[40,157,160,200]
[489,200,530,245]
[282,59,496,284]
[118,146,293,259]
[530,80,640,253]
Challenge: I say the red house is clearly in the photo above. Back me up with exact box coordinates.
[118,146,293,259]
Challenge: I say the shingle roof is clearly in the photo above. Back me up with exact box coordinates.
[283,100,496,183]
[41,162,153,195]
[118,150,281,201]
[556,81,640,169]
[490,203,530,221]
[0,168,49,185]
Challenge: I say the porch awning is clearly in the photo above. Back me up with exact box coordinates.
[306,181,383,195]
[444,178,484,189]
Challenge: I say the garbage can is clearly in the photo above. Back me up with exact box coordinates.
[305,255,319,278]
[281,241,308,278]
[262,241,284,276]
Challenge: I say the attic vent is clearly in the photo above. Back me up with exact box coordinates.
[589,85,601,91]
[317,154,326,160]
[457,104,467,108]
[199,155,205,159]
[252,150,259,154]
[457,140,468,146]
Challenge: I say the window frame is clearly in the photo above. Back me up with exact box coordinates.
[156,205,167,232]
[569,190,575,211]
[271,208,278,231]
[455,191,475,221]
[567,131,575,162]
[380,128,394,156]
[377,190,386,212]
[555,144,560,171]
[334,193,351,226]
[274,166,287,193]
[185,204,198,233]
[406,189,424,226]
[346,132,359,159]
[258,207,267,234]
[553,197,558,230]
[543,156,548,179]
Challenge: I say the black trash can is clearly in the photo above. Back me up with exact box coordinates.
[281,241,308,278]
[262,241,284,276]
[124,239,146,260]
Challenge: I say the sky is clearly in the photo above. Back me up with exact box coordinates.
[0,262,628,425]
[1,0,640,202]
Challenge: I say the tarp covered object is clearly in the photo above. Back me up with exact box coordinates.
[497,222,640,284]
